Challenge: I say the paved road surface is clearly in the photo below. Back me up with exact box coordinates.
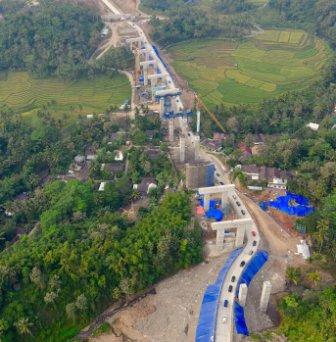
[211,159,260,341]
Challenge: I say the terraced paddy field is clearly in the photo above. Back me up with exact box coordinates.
[0,72,131,117]
[168,29,331,108]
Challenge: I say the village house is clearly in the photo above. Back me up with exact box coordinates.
[146,148,161,160]
[251,144,264,156]
[241,164,292,189]
[108,131,126,144]
[251,133,265,145]
[201,138,222,152]
[85,147,97,161]
[145,130,155,141]
[114,150,124,161]
[133,177,157,196]
[239,143,252,161]
[101,162,125,177]
[212,132,229,142]
[306,122,319,131]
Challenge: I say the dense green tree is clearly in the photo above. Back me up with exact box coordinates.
[0,189,201,341]
[269,0,336,46]
[278,287,336,340]
[215,0,252,13]
[0,1,103,79]
[150,6,252,46]
[286,266,302,286]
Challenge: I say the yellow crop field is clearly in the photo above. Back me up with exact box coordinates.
[0,72,131,117]
[278,31,291,43]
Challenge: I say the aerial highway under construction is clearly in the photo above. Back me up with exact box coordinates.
[98,1,261,341]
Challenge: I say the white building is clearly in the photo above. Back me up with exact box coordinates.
[306,122,319,131]
[98,182,106,192]
[114,150,124,161]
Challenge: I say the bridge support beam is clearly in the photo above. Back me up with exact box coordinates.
[238,283,248,307]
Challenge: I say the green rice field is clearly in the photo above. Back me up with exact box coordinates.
[168,29,331,108]
[0,72,131,117]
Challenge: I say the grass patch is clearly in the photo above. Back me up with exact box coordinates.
[168,29,331,107]
[92,322,111,337]
[0,72,131,118]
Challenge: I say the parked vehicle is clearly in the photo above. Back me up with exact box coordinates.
[240,261,245,267]
[228,285,233,292]
[231,276,236,282]
[224,300,229,308]
[253,240,257,246]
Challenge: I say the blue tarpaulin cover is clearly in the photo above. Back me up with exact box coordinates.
[234,302,248,336]
[195,248,243,342]
[198,198,224,221]
[205,208,223,221]
[234,250,269,336]
[260,192,314,217]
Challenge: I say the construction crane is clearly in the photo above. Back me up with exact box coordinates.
[195,94,225,133]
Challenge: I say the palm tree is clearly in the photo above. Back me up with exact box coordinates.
[14,318,32,336]
[307,271,321,288]
[131,190,141,202]
[286,266,301,286]
[66,303,77,322]
[0,231,5,243]
[315,219,329,252]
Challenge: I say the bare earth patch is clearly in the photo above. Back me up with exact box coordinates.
[91,254,229,342]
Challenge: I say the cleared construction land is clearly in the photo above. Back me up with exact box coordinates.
[168,29,331,107]
[0,72,131,117]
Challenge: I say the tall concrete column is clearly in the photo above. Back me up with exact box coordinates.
[179,136,186,163]
[238,283,248,307]
[150,76,158,88]
[221,192,227,209]
[159,97,165,116]
[194,135,200,161]
[260,281,272,312]
[216,228,225,248]
[143,65,148,86]
[135,52,140,81]
[196,110,201,134]
[168,120,174,142]
[235,226,245,247]
[203,194,210,211]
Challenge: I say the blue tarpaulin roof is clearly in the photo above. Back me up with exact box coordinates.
[234,250,269,336]
[195,247,243,342]
[260,192,314,217]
